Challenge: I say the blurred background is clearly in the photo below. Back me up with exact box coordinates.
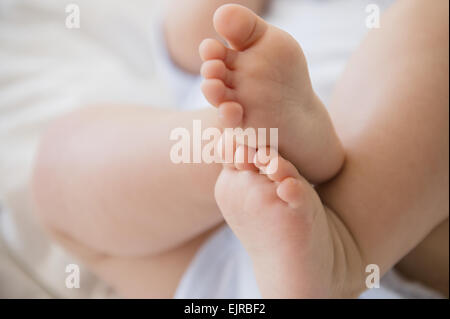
[0,0,173,298]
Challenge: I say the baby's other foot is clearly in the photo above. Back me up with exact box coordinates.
[200,5,344,183]
[215,144,364,298]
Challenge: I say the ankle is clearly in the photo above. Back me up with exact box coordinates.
[327,209,367,298]
[279,94,345,184]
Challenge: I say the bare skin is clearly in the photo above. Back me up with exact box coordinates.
[165,0,269,74]
[31,0,448,298]
[200,5,344,183]
[32,106,225,257]
[202,3,448,298]
[318,0,449,295]
[214,143,362,298]
[203,5,358,297]
[396,220,449,297]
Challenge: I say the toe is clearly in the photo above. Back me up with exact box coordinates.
[201,60,234,88]
[254,147,278,170]
[201,60,226,79]
[218,101,243,127]
[199,39,226,61]
[199,38,237,68]
[201,79,235,107]
[213,4,268,51]
[217,129,237,165]
[266,156,301,182]
[276,177,304,209]
[234,144,257,171]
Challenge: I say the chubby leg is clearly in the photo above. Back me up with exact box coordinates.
[46,223,223,298]
[32,106,226,258]
[317,0,449,295]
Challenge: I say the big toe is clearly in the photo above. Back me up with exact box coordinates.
[213,4,267,51]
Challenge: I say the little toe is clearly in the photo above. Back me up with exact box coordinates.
[266,156,301,182]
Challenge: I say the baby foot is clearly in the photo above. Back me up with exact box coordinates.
[200,4,344,184]
[214,144,364,298]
